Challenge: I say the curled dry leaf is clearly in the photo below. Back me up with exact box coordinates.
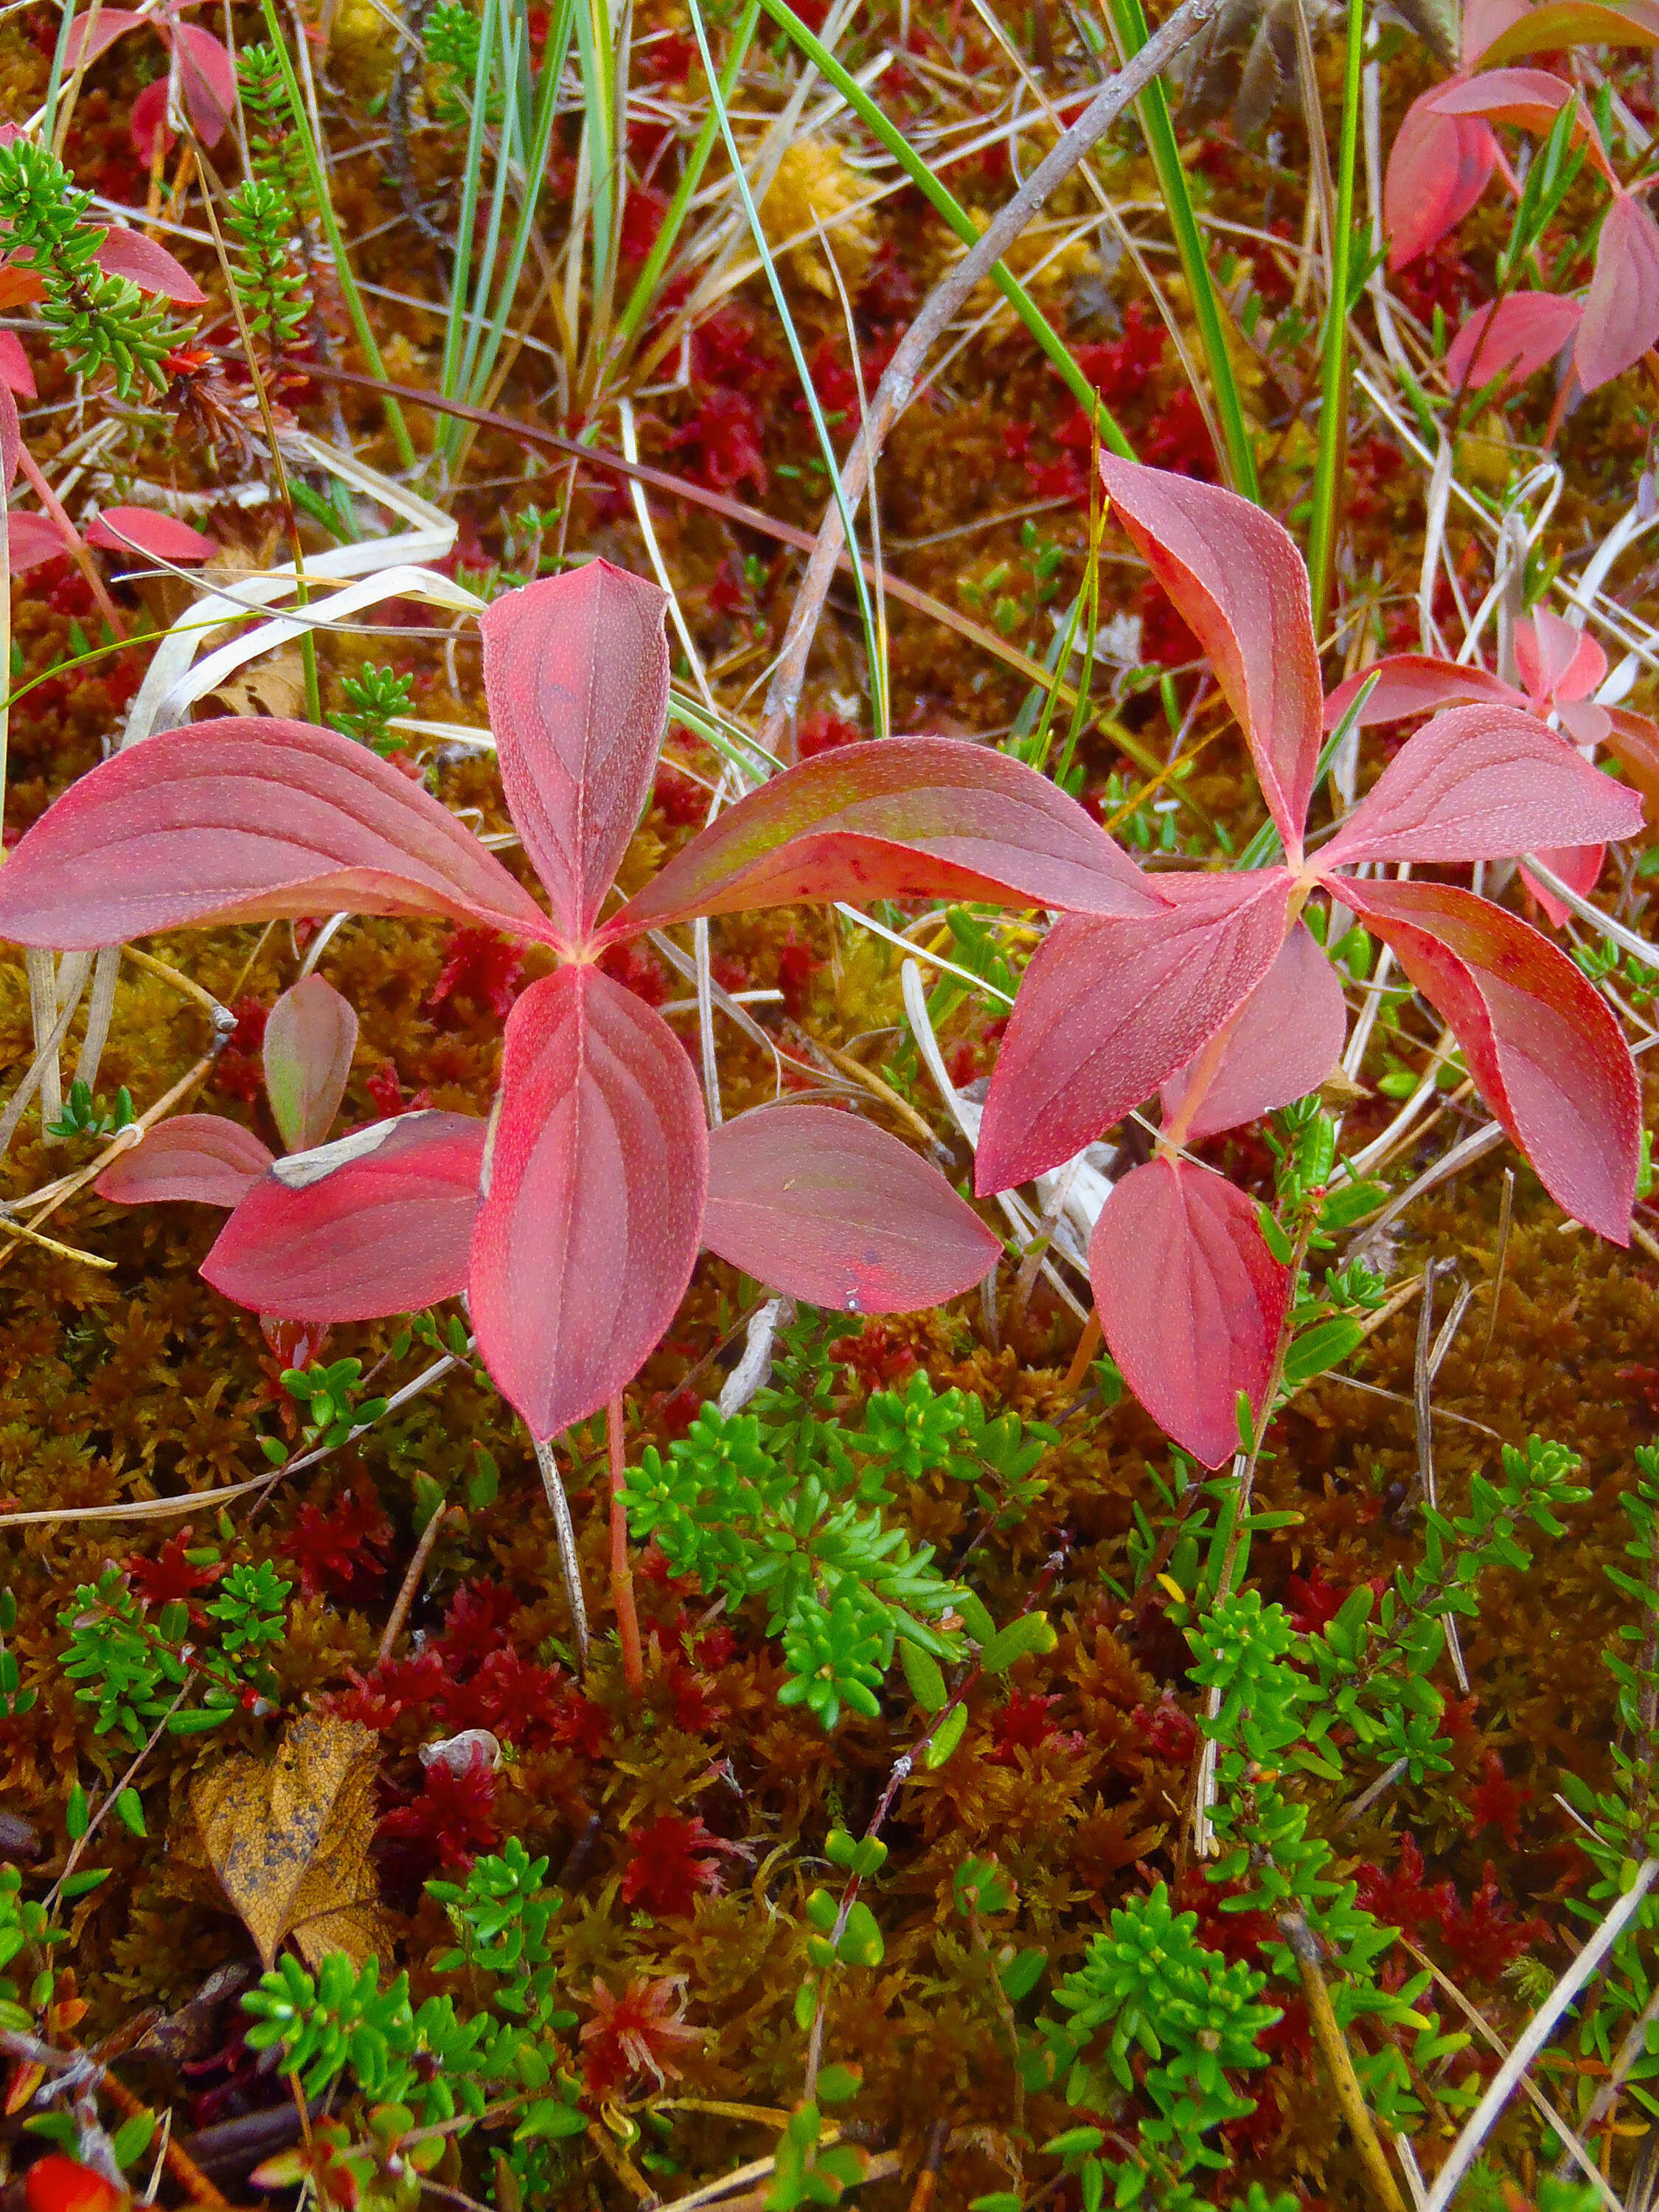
[191,1710,392,1969]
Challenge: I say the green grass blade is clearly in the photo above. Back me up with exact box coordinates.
[751,0,1137,463]
[451,6,524,423]
[1107,0,1260,501]
[257,0,416,465]
[610,0,761,367]
[437,0,500,427]
[1308,0,1365,634]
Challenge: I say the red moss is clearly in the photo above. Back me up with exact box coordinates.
[378,1752,501,1871]
[212,998,269,1105]
[581,1975,700,2094]
[126,1530,222,1610]
[619,1812,743,1916]
[426,928,525,1020]
[1354,1834,1458,1940]
[1465,1752,1531,1850]
[279,1488,394,1599]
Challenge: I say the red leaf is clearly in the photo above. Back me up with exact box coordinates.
[1089,1157,1290,1467]
[1318,703,1643,867]
[0,330,34,398]
[201,1110,487,1319]
[1515,608,1605,703]
[1475,0,1659,63]
[93,224,205,305]
[173,23,234,143]
[1578,192,1659,391]
[85,507,219,562]
[262,974,358,1152]
[1340,877,1638,1240]
[609,735,1162,939]
[1445,291,1584,392]
[1604,705,1659,815]
[477,560,669,946]
[976,870,1294,1193]
[1522,837,1604,925]
[0,382,14,495]
[1427,64,1577,132]
[130,77,172,163]
[1323,655,1520,728]
[1097,456,1324,861]
[7,511,75,575]
[1383,90,1498,268]
[467,968,706,1439]
[703,1105,1001,1312]
[96,1114,274,1208]
[0,717,554,949]
[1161,922,1346,1143]
[62,8,141,66]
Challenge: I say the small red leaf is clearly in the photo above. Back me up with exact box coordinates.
[130,77,173,163]
[703,1105,1001,1312]
[173,23,234,144]
[1578,193,1659,392]
[1090,1158,1290,1467]
[202,1111,487,1320]
[0,717,554,950]
[1522,838,1604,926]
[62,8,141,66]
[0,330,34,397]
[1516,609,1605,703]
[1384,90,1498,268]
[977,870,1294,1193]
[93,224,205,305]
[1341,877,1639,1240]
[467,969,707,1439]
[1161,922,1346,1143]
[1604,705,1659,815]
[610,735,1163,938]
[1475,0,1659,63]
[262,974,358,1152]
[24,2156,126,2212]
[7,511,75,575]
[1445,291,1584,392]
[95,1115,274,1208]
[1324,655,1520,728]
[1427,65,1576,132]
[1098,455,1323,860]
[1318,703,1643,866]
[85,507,220,561]
[478,560,669,945]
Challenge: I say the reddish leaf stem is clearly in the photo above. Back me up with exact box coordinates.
[609,1394,644,1700]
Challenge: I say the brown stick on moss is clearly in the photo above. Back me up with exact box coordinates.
[1278,1910,1408,2212]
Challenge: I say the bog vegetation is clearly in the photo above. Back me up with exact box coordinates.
[5,0,1659,2205]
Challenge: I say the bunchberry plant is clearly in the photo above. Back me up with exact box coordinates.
[0,559,1161,1444]
[0,140,197,398]
[976,454,1644,1464]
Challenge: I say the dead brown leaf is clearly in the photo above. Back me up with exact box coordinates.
[192,1711,392,1969]
[208,643,307,720]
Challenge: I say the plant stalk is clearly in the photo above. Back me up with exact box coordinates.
[1308,0,1365,635]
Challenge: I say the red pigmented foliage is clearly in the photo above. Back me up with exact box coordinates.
[796,710,863,758]
[1135,577,1200,666]
[24,2156,125,2212]
[212,998,269,1104]
[377,1750,501,1873]
[672,387,769,499]
[1133,1691,1199,1764]
[1355,1833,1459,1938]
[580,1976,700,2096]
[329,1649,448,1732]
[279,1488,394,1599]
[619,182,669,267]
[127,1530,222,1610]
[363,1062,431,1118]
[829,1320,917,1386]
[426,926,526,1019]
[989,1689,1082,1763]
[859,240,920,324]
[598,940,672,1009]
[776,933,818,1019]
[433,1579,521,1672]
[1439,1864,1547,1981]
[653,758,710,824]
[1466,1750,1532,1848]
[651,1646,724,1735]
[619,1812,745,1917]
[1140,389,1217,479]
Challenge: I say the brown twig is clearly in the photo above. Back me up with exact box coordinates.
[756,0,1221,753]
[608,1394,645,1700]
[377,1505,453,1665]
[1279,1910,1408,2212]
[102,2071,231,2208]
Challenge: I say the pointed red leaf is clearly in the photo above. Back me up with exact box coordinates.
[86,507,219,561]
[1521,838,1604,925]
[201,1111,487,1320]
[468,968,706,1439]
[1604,705,1659,815]
[1340,876,1638,1239]
[976,869,1294,1193]
[1098,456,1323,860]
[703,1105,1001,1312]
[1475,0,1659,63]
[609,735,1164,939]
[7,511,75,575]
[1384,91,1499,268]
[173,23,234,143]
[63,8,142,66]
[93,224,205,304]
[130,77,173,163]
[477,560,669,946]
[263,975,358,1153]
[1427,65,1575,131]
[1323,655,1521,728]
[1318,703,1642,867]
[1520,610,1606,703]
[1576,194,1659,391]
[1446,292,1584,392]
[0,717,554,950]
[95,1115,274,1208]
[1161,922,1347,1143]
[1462,0,1531,60]
[1090,1158,1290,1467]
[0,330,34,397]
